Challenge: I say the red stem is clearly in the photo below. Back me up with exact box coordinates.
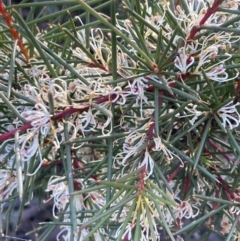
[167,165,183,182]
[183,174,190,198]
[213,188,219,209]
[0,92,120,142]
[0,1,29,61]
[208,139,235,163]
[0,122,32,142]
[199,0,222,25]
[147,122,155,142]
[187,0,222,42]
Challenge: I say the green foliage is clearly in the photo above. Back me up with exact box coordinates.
[0,0,240,240]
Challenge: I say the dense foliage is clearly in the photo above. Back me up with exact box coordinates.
[1,0,240,240]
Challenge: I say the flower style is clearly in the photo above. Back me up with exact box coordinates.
[217,101,240,129]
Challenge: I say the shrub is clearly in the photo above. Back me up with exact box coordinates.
[0,0,240,240]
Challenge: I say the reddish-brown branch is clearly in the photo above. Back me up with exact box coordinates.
[208,139,235,163]
[0,92,119,142]
[199,0,222,25]
[41,160,62,168]
[0,107,88,142]
[183,174,190,198]
[0,122,32,142]
[217,176,234,201]
[187,0,222,42]
[0,76,176,143]
[147,122,155,142]
[54,106,89,121]
[0,1,29,61]
[167,165,183,182]
[213,188,219,209]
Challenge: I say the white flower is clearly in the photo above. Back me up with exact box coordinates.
[144,1,165,39]
[68,79,92,101]
[27,61,49,80]
[230,206,240,215]
[115,223,134,240]
[152,136,184,167]
[88,191,106,208]
[194,45,218,74]
[42,78,69,107]
[113,130,146,169]
[21,103,51,129]
[20,84,42,103]
[221,0,240,10]
[175,200,199,219]
[205,64,238,83]
[70,47,90,63]
[217,101,240,129]
[0,170,18,201]
[76,107,97,134]
[45,175,69,218]
[220,213,232,235]
[17,128,40,162]
[117,48,136,75]
[90,28,111,68]
[179,104,203,125]
[75,16,86,46]
[139,149,154,179]
[174,47,194,74]
[129,77,149,118]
